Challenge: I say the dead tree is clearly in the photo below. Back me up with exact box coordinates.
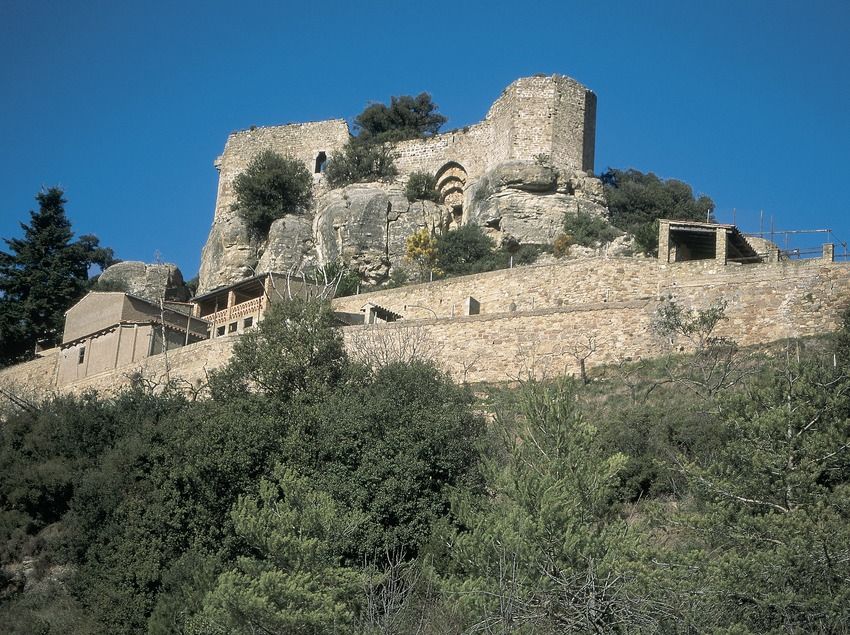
[568,334,597,385]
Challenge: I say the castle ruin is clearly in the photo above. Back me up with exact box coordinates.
[198,75,602,293]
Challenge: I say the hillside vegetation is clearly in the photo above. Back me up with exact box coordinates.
[1,301,850,633]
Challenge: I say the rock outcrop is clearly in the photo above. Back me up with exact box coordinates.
[197,161,610,291]
[97,261,191,302]
[465,161,608,247]
[313,184,444,284]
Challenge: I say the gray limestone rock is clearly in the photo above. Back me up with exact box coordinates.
[195,161,613,292]
[314,184,444,284]
[197,214,260,292]
[489,161,558,192]
[98,261,191,302]
[466,163,608,247]
[257,213,316,275]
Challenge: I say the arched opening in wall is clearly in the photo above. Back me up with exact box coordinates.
[435,161,468,228]
[315,151,328,174]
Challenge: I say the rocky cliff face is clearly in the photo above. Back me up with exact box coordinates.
[196,161,609,292]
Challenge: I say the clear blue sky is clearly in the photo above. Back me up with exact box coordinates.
[2,0,849,275]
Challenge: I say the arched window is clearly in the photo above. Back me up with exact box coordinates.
[315,151,328,173]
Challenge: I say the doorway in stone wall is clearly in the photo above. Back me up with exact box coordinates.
[435,161,468,229]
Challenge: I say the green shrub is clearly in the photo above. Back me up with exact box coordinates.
[405,171,440,202]
[436,225,495,275]
[564,209,620,247]
[232,151,312,238]
[601,168,714,255]
[324,140,398,188]
[354,93,446,144]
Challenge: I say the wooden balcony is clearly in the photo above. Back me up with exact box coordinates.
[206,296,265,325]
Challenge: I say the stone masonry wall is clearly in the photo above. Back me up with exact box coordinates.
[0,350,59,401]
[332,258,850,383]
[210,119,351,222]
[0,336,236,400]
[205,75,596,227]
[5,259,849,398]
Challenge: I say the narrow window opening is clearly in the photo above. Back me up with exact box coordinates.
[228,322,238,333]
[243,316,254,328]
[78,347,86,364]
[216,325,226,337]
[315,151,327,174]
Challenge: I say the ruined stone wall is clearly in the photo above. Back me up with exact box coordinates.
[198,75,598,293]
[205,76,595,227]
[208,119,351,224]
[392,75,596,181]
[552,78,596,173]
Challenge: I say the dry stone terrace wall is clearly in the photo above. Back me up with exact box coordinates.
[342,301,656,384]
[0,337,236,400]
[0,350,59,400]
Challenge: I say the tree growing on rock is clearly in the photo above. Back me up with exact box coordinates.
[232,151,313,238]
[404,171,440,202]
[0,187,115,365]
[325,92,446,188]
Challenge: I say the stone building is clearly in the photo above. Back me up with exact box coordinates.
[192,272,324,337]
[57,292,209,385]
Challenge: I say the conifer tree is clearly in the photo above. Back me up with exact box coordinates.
[0,187,115,365]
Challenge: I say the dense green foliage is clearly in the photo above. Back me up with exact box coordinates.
[601,168,715,254]
[232,150,313,238]
[324,140,398,188]
[436,224,495,274]
[3,295,850,632]
[354,93,446,144]
[0,300,482,633]
[435,224,542,276]
[404,171,440,202]
[0,188,115,365]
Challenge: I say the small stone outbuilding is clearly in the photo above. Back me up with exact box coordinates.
[58,292,209,385]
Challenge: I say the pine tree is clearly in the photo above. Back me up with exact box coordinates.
[0,187,115,365]
[197,466,362,634]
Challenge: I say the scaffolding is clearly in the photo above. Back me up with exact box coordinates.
[743,228,849,261]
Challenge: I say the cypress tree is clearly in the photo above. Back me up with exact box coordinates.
[0,187,115,365]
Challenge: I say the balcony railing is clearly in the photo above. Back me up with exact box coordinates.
[206,296,265,325]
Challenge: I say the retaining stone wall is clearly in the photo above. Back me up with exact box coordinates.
[3,259,849,398]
